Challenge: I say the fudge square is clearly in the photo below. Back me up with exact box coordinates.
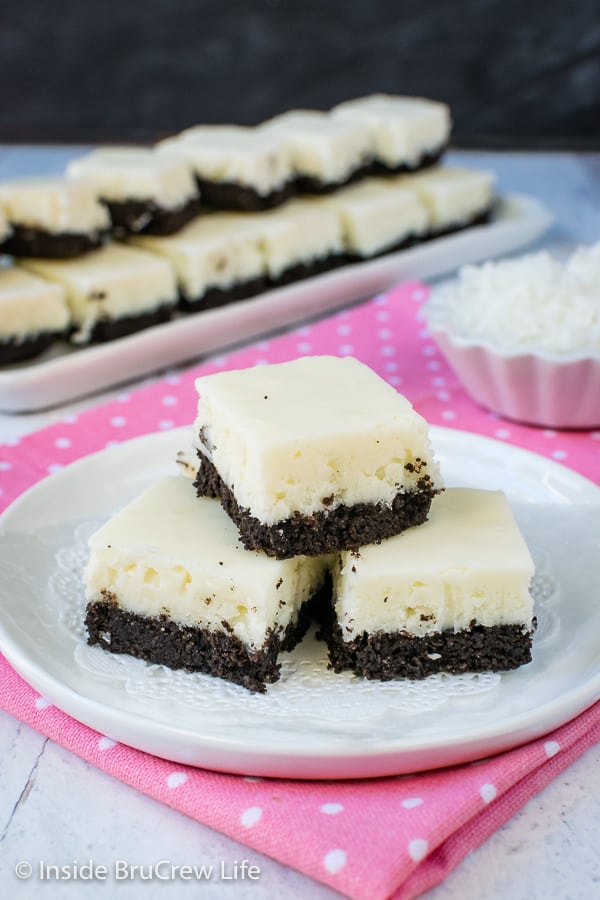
[0,176,110,258]
[84,476,329,693]
[0,266,69,364]
[193,356,443,558]
[322,488,536,680]
[21,243,177,345]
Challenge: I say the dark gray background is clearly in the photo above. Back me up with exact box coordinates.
[1,0,599,145]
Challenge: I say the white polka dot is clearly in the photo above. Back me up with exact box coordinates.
[378,328,393,340]
[166,772,188,789]
[162,395,178,407]
[0,461,12,471]
[62,414,78,424]
[421,345,437,357]
[243,776,263,783]
[375,294,388,305]
[408,838,428,862]
[257,340,270,351]
[441,409,456,420]
[54,437,71,449]
[418,327,430,339]
[388,375,402,386]
[436,390,451,402]
[254,358,268,366]
[495,429,511,440]
[213,356,226,368]
[337,324,353,336]
[384,361,398,372]
[116,393,130,403]
[480,783,497,804]
[320,803,344,815]
[47,464,64,474]
[426,360,441,371]
[591,431,600,440]
[552,450,567,460]
[323,849,347,874]
[543,429,557,438]
[380,345,396,357]
[544,740,560,757]
[401,797,423,809]
[35,696,51,710]
[297,325,312,336]
[110,416,127,428]
[240,806,262,828]
[430,377,445,388]
[98,736,117,751]
[165,374,181,385]
[337,344,354,355]
[411,288,427,302]
[376,310,391,322]
[158,420,174,430]
[105,440,121,449]
[297,342,312,354]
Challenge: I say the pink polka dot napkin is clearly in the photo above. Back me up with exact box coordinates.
[1,282,599,900]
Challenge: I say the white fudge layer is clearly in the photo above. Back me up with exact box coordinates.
[21,243,177,344]
[0,177,110,234]
[260,110,372,184]
[319,178,428,257]
[334,488,534,640]
[240,199,344,278]
[401,166,494,230]
[333,94,451,168]
[176,447,197,478]
[194,355,442,524]
[67,147,198,210]
[0,208,11,242]
[0,267,69,339]
[129,213,264,299]
[84,476,328,651]
[158,126,292,196]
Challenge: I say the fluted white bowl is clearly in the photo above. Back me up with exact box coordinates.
[429,325,600,429]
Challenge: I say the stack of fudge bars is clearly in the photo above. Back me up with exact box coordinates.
[0,94,494,365]
[84,356,536,693]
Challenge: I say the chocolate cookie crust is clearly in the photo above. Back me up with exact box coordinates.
[2,225,109,259]
[345,234,419,264]
[369,144,446,177]
[268,252,348,288]
[104,196,202,236]
[194,453,439,559]
[85,583,327,693]
[0,331,62,365]
[180,276,268,313]
[319,606,536,679]
[195,178,295,212]
[82,302,173,344]
[428,206,494,239]
[294,163,373,196]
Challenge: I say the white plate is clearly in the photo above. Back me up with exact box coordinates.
[1,425,598,780]
[0,193,552,413]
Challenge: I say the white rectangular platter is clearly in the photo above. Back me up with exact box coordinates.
[0,193,552,412]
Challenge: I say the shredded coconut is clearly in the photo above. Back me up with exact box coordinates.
[424,243,600,356]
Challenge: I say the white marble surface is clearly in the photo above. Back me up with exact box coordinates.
[0,149,599,899]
